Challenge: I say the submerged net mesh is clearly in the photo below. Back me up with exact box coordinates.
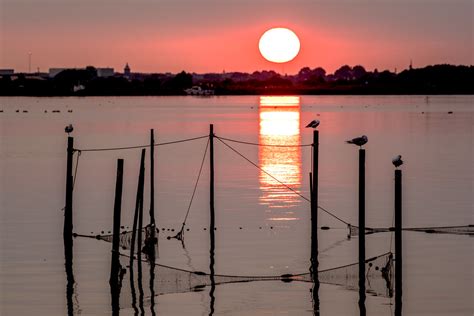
[76,230,393,298]
[348,224,474,237]
[75,225,159,254]
[313,252,393,298]
[115,251,394,299]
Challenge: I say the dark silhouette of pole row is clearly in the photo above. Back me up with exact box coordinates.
[63,122,413,315]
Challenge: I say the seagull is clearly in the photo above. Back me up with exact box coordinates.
[392,155,403,168]
[346,135,368,147]
[305,119,320,129]
[65,124,74,135]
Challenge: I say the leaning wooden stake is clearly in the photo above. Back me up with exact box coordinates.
[395,169,403,316]
[110,159,124,286]
[358,149,366,316]
[130,149,146,264]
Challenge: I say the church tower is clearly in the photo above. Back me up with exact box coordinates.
[124,63,131,78]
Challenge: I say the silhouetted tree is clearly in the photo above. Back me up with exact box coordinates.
[334,65,353,80]
[352,65,367,80]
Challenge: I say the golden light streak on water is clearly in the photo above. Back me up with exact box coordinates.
[258,96,302,214]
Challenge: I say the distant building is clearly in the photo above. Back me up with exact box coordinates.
[97,68,114,78]
[124,63,131,78]
[0,69,14,75]
[49,68,70,78]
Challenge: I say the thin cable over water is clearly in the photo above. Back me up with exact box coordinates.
[182,138,210,227]
[216,135,312,147]
[215,136,350,226]
[76,135,208,152]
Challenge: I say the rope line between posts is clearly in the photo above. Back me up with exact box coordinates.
[72,149,81,189]
[75,135,209,152]
[216,135,312,147]
[215,136,350,226]
[181,137,210,228]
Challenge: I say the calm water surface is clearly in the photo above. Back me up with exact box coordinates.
[0,95,473,315]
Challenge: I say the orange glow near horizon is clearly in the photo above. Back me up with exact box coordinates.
[258,96,302,213]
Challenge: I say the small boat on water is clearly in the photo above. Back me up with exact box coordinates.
[184,86,214,96]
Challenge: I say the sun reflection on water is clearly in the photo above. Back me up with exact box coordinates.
[258,96,302,215]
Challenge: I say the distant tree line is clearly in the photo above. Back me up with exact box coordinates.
[0,64,472,96]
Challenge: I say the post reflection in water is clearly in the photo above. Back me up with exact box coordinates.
[258,96,302,214]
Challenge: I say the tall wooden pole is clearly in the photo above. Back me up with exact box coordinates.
[150,129,155,228]
[209,124,216,314]
[149,129,157,316]
[311,130,320,315]
[358,149,366,316]
[64,136,75,315]
[395,169,403,316]
[64,137,74,253]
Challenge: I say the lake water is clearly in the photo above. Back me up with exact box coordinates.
[0,95,473,315]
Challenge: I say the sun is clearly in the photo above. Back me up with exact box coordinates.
[259,28,300,63]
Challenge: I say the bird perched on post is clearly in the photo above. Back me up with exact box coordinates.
[65,124,74,135]
[305,119,320,129]
[346,135,368,147]
[392,155,403,168]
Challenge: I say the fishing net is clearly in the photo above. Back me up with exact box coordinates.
[312,252,393,298]
[75,225,159,254]
[348,224,474,237]
[76,230,393,298]
[406,225,474,235]
[115,251,394,299]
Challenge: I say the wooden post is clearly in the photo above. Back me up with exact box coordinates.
[311,130,320,314]
[209,124,216,313]
[138,153,145,258]
[64,137,75,315]
[150,129,155,227]
[395,169,402,316]
[358,149,366,316]
[110,159,124,286]
[64,137,74,251]
[149,129,157,315]
[130,149,146,264]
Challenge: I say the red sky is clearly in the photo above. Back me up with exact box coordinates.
[1,0,472,74]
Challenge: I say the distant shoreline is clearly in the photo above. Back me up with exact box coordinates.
[1,64,472,96]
